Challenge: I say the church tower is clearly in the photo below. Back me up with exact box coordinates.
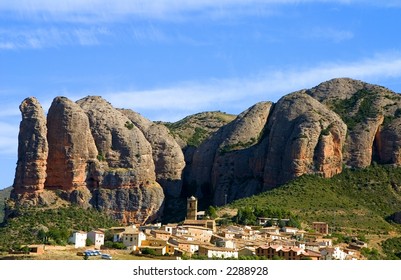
[186,196,198,220]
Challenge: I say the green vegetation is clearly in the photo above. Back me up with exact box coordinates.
[233,206,300,228]
[360,247,381,260]
[381,237,401,259]
[0,206,120,251]
[187,127,208,147]
[162,111,236,147]
[97,152,106,161]
[227,164,401,234]
[383,108,401,127]
[0,187,12,223]
[331,89,380,130]
[219,138,257,154]
[141,248,157,255]
[205,205,218,219]
[124,121,134,130]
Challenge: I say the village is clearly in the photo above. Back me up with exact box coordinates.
[14,196,368,260]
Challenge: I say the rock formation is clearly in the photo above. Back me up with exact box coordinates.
[11,96,164,224]
[45,96,98,191]
[120,109,186,198]
[12,97,48,201]
[77,96,164,223]
[187,102,272,204]
[263,91,347,189]
[10,78,401,216]
[307,78,401,168]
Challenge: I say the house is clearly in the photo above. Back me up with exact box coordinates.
[197,211,206,220]
[320,246,347,260]
[198,245,238,259]
[238,246,256,257]
[256,244,318,260]
[87,230,105,249]
[140,238,176,256]
[162,224,178,235]
[312,222,329,235]
[210,235,236,249]
[139,223,162,232]
[183,219,216,232]
[315,238,333,247]
[122,227,147,250]
[218,230,236,239]
[150,229,171,241]
[260,226,280,235]
[305,242,321,252]
[27,245,45,255]
[109,226,133,242]
[282,227,299,235]
[257,218,290,226]
[172,226,189,236]
[184,225,213,243]
[168,237,199,256]
[226,225,244,234]
[69,231,87,248]
[301,250,321,260]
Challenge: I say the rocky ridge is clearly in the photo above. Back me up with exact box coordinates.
[10,78,401,220]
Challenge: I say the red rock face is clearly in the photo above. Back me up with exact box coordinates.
[12,97,48,195]
[45,97,98,191]
[263,92,347,189]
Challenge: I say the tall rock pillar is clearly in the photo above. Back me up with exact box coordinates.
[12,97,48,196]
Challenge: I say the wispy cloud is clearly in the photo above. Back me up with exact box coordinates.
[304,27,354,43]
[0,0,372,22]
[0,26,109,50]
[100,52,401,121]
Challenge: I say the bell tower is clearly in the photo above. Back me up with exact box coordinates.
[186,196,198,220]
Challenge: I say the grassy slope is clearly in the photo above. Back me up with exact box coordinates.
[228,165,401,234]
[162,111,236,147]
[0,206,121,249]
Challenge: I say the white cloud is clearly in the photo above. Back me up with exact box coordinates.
[101,52,401,121]
[0,0,372,22]
[0,26,109,50]
[305,27,354,43]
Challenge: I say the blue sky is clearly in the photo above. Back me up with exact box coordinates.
[2,0,401,189]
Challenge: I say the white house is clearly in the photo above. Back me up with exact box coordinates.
[260,226,280,235]
[199,245,238,259]
[282,227,299,235]
[69,231,87,248]
[87,230,105,249]
[320,246,347,260]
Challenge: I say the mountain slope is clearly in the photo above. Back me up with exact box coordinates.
[161,111,236,148]
[227,164,401,234]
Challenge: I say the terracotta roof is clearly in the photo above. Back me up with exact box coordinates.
[303,249,321,257]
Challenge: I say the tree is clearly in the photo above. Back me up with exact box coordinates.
[206,206,218,219]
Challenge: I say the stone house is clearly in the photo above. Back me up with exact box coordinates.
[312,222,329,235]
[122,227,147,250]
